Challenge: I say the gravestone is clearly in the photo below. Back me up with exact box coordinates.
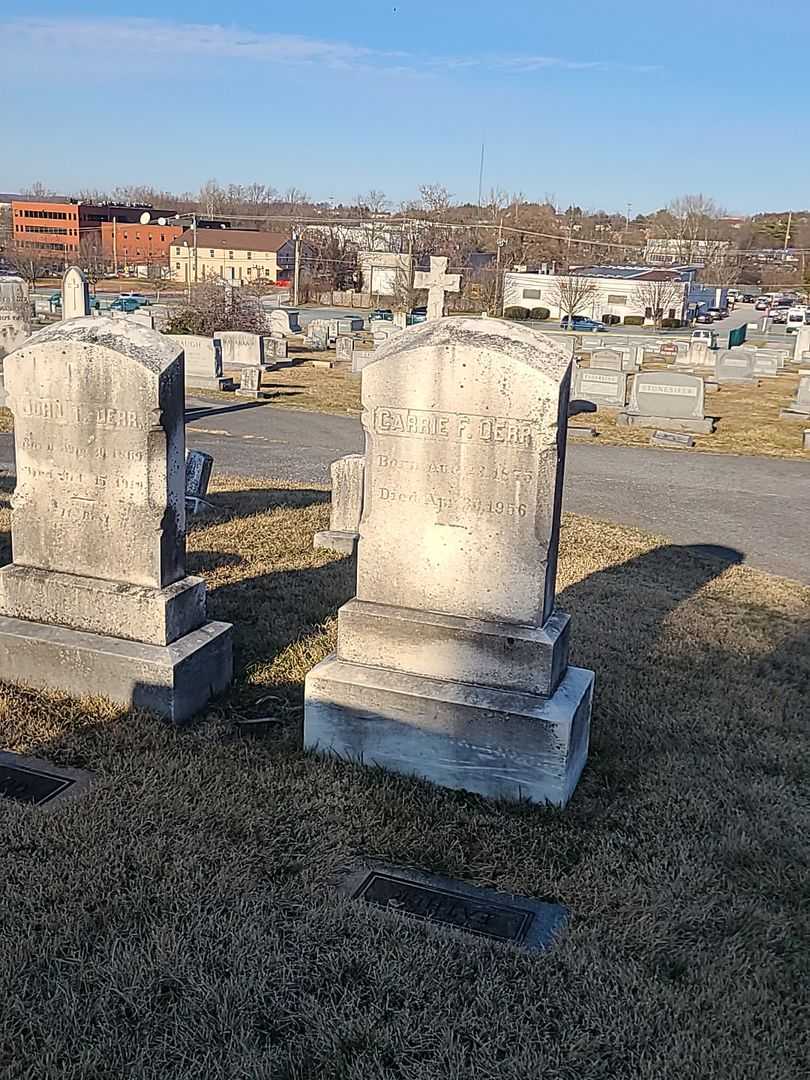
[0,310,29,357]
[715,349,758,384]
[780,372,810,420]
[687,340,713,368]
[171,334,231,390]
[751,353,779,377]
[589,348,624,372]
[185,449,213,501]
[803,429,810,450]
[61,267,91,320]
[0,317,232,721]
[266,309,297,337]
[304,320,330,351]
[335,336,355,368]
[413,256,461,321]
[304,317,594,806]
[215,330,265,368]
[573,366,628,407]
[263,336,289,362]
[792,326,810,362]
[650,430,695,449]
[313,454,365,556]
[236,366,265,399]
[617,371,713,433]
[333,316,364,335]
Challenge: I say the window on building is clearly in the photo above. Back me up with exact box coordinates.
[209,250,215,257]
[644,307,653,318]
[522,288,543,299]
[228,251,233,259]
[247,252,252,259]
[606,294,626,305]
[176,263,180,269]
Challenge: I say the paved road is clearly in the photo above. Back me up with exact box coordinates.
[178,399,810,583]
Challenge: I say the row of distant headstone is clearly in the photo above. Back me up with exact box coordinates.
[0,309,592,808]
[571,335,810,446]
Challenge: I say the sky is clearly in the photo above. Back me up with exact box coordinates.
[1,1,808,215]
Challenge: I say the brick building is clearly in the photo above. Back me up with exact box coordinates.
[12,197,81,260]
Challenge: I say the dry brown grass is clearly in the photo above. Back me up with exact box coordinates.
[0,408,13,433]
[202,351,362,416]
[0,473,808,1079]
[583,362,809,458]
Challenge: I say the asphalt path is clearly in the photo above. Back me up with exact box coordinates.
[178,398,809,584]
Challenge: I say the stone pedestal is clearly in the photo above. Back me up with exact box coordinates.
[0,318,232,722]
[304,318,594,806]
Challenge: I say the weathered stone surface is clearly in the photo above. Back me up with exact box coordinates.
[413,257,461,321]
[266,309,297,337]
[215,330,265,367]
[6,319,187,588]
[335,336,355,366]
[780,371,810,419]
[236,366,265,398]
[314,454,364,555]
[0,309,29,356]
[61,267,90,320]
[263,336,289,361]
[573,366,628,407]
[0,616,232,724]
[715,349,758,384]
[0,317,232,719]
[650,429,695,449]
[618,370,713,433]
[185,449,213,499]
[304,317,594,806]
[170,334,231,390]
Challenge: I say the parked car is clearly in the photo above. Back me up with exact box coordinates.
[754,298,770,310]
[691,328,718,347]
[110,297,142,313]
[741,293,756,303]
[560,315,609,331]
[694,312,713,324]
[706,307,727,320]
[120,292,150,305]
[369,308,393,322]
[408,306,428,325]
[47,291,61,308]
[770,309,788,324]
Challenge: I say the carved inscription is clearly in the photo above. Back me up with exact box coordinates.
[373,407,540,448]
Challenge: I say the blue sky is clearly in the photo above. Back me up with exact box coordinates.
[2,1,807,214]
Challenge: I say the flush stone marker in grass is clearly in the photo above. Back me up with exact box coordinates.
[0,317,232,722]
[304,317,594,806]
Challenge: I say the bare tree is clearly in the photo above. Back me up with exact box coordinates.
[78,232,110,291]
[8,241,53,291]
[391,264,417,313]
[654,194,730,268]
[547,274,601,325]
[166,281,267,337]
[631,279,686,328]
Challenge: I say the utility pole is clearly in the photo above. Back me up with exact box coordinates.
[112,216,118,276]
[192,212,198,286]
[477,142,485,211]
[784,211,792,251]
[293,228,301,308]
[494,216,505,316]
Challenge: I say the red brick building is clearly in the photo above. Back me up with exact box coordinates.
[12,197,81,259]
[97,220,183,268]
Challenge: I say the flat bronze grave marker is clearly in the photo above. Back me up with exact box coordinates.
[343,865,567,951]
[0,751,94,808]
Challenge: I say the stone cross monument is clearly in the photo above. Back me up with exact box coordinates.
[304,317,594,806]
[0,317,233,721]
[413,256,461,321]
[61,266,91,320]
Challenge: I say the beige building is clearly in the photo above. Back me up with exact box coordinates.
[171,229,293,285]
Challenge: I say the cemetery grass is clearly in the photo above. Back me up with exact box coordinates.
[1,473,808,1080]
[590,370,809,458]
[211,356,362,415]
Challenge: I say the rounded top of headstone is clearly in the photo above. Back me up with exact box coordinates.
[61,265,88,285]
[368,316,571,384]
[13,316,182,373]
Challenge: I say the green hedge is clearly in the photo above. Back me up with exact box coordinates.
[504,306,530,320]
[529,307,550,320]
[623,315,644,326]
[661,318,683,328]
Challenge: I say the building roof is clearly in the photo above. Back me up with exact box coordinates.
[176,228,290,253]
[571,264,692,282]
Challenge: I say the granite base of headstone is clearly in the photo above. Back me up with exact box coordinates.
[0,318,232,722]
[616,371,714,433]
[304,318,594,807]
[314,454,365,556]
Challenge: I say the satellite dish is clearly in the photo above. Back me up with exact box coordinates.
[157,217,167,226]
[139,211,151,225]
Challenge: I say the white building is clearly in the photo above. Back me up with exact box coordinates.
[359,251,411,296]
[503,267,692,324]
[645,238,731,265]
